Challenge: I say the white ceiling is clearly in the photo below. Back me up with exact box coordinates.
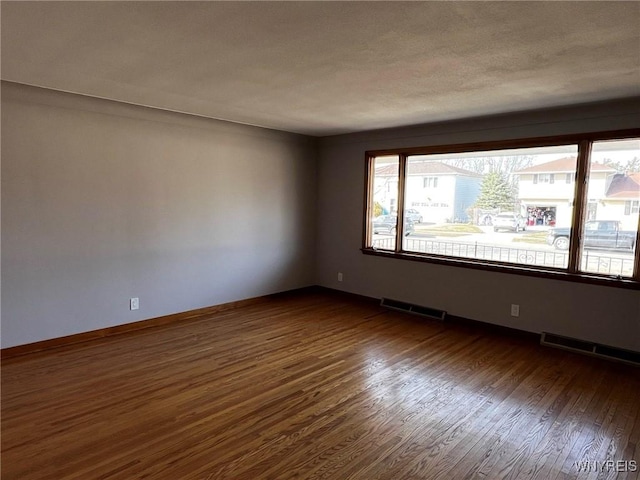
[2,1,639,137]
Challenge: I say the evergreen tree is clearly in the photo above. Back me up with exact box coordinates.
[475,172,515,210]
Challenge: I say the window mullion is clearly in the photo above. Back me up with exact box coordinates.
[363,154,375,248]
[634,211,640,280]
[396,154,408,252]
[568,140,591,273]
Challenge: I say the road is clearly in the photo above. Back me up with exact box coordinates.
[372,222,635,276]
[407,225,634,258]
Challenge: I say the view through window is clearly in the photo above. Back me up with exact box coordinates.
[579,139,639,277]
[365,134,640,282]
[369,156,399,251]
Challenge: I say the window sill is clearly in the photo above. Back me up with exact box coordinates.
[361,247,640,290]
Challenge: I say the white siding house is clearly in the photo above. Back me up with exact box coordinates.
[515,157,616,227]
[375,162,481,223]
[515,157,639,229]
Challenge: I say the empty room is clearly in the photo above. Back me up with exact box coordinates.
[2,2,639,480]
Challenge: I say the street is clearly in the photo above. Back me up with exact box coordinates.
[371,224,635,277]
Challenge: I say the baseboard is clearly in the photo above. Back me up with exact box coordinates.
[4,285,635,363]
[541,332,640,366]
[310,285,380,305]
[1,287,315,360]
[317,286,540,341]
[445,314,540,342]
[380,297,447,321]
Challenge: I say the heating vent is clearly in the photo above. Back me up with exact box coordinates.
[380,298,446,321]
[541,332,640,366]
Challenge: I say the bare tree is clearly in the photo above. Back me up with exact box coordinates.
[605,156,640,173]
[443,155,534,177]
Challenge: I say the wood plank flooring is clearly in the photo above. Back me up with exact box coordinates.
[2,290,639,480]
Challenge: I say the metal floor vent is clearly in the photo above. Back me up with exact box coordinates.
[541,332,640,366]
[380,298,446,321]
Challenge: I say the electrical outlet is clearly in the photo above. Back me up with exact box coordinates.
[510,304,520,317]
[130,297,139,311]
[337,272,343,282]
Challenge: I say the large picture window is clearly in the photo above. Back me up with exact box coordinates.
[364,131,640,286]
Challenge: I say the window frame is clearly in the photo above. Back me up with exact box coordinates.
[423,176,438,188]
[536,173,554,184]
[362,129,640,289]
[625,200,640,215]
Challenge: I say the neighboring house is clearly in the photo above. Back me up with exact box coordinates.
[515,157,617,227]
[604,172,640,230]
[375,162,481,223]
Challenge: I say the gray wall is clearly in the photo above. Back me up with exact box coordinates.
[316,99,640,352]
[1,82,317,348]
[3,82,639,353]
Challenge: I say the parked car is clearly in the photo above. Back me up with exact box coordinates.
[372,215,415,236]
[493,212,526,232]
[547,220,637,250]
[404,209,423,224]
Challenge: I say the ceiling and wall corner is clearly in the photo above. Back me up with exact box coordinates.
[2,1,639,137]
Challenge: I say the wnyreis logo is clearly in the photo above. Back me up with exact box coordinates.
[574,460,637,472]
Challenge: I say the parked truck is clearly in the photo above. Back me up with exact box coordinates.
[547,220,637,250]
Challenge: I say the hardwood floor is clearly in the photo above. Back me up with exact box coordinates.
[2,290,639,480]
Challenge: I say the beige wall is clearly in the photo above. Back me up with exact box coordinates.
[316,99,640,352]
[1,82,317,348]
